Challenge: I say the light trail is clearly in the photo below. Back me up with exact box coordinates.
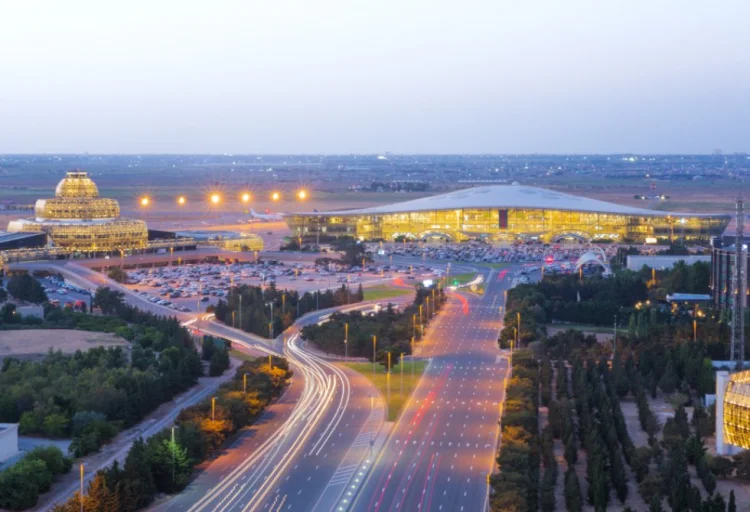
[185,330,355,512]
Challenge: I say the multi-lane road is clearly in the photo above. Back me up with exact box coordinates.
[352,267,511,512]
[13,256,512,512]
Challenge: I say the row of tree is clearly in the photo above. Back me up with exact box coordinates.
[213,282,365,338]
[300,285,445,361]
[52,357,292,512]
[0,288,206,460]
[489,350,540,512]
[0,446,72,510]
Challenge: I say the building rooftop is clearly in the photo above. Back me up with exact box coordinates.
[304,184,726,218]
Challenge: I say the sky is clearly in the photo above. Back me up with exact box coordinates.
[1,0,749,154]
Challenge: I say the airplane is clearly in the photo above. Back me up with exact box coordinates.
[249,208,284,222]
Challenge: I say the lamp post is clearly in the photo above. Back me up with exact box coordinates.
[171,426,176,486]
[79,464,84,512]
[411,336,415,379]
[693,318,698,341]
[238,294,243,331]
[372,335,377,378]
[211,397,217,421]
[400,353,404,397]
[266,301,274,339]
[412,314,417,339]
[516,312,521,346]
[344,322,348,363]
[243,373,248,395]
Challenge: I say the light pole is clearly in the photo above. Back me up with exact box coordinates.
[693,318,698,341]
[412,314,417,339]
[400,353,404,397]
[211,397,217,421]
[171,426,176,486]
[79,464,84,512]
[372,335,377,378]
[238,294,243,331]
[243,373,248,395]
[344,322,348,362]
[266,301,274,339]
[411,336,415,379]
[516,312,521,346]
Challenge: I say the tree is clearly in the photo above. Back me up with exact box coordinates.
[729,490,736,512]
[6,274,48,303]
[107,267,128,283]
[649,495,664,512]
[564,468,583,512]
[93,287,125,315]
[732,450,750,481]
[709,455,733,478]
[659,358,679,394]
[564,431,578,466]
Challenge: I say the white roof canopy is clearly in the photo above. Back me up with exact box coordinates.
[305,184,722,218]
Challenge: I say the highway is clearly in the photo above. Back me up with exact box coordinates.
[351,267,511,512]
[13,256,506,512]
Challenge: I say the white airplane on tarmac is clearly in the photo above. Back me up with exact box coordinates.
[249,208,285,222]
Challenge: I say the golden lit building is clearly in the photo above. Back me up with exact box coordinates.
[286,185,729,244]
[7,171,148,252]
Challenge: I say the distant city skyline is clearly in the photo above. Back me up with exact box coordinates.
[1,0,749,154]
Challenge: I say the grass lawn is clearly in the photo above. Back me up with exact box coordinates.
[448,272,478,285]
[364,285,414,301]
[229,349,257,362]
[546,323,615,333]
[343,360,428,422]
[478,263,512,269]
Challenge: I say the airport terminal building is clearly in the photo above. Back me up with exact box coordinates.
[285,185,729,244]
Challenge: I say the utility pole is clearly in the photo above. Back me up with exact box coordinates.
[344,323,348,362]
[732,196,746,371]
[613,314,617,358]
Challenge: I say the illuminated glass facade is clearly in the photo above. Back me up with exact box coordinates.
[7,171,148,252]
[287,207,728,244]
[723,370,750,449]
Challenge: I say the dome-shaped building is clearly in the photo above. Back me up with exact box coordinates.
[7,171,148,252]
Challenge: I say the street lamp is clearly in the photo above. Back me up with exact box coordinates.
[372,335,377,378]
[266,301,274,338]
[140,196,150,207]
[241,192,251,203]
[344,322,349,362]
[177,195,186,206]
[210,193,221,206]
[211,397,217,421]
[297,189,307,200]
[271,191,281,201]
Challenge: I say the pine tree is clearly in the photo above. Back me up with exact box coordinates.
[564,468,583,512]
[565,431,578,466]
[729,490,737,512]
[659,358,679,394]
[649,495,664,512]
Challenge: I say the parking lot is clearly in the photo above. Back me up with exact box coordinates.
[122,259,441,313]
[381,241,619,265]
[37,275,92,310]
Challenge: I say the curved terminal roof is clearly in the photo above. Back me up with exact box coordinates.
[305,185,724,218]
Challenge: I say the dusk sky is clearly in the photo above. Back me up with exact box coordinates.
[1,0,749,154]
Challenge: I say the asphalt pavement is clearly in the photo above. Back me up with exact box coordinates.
[351,267,511,512]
